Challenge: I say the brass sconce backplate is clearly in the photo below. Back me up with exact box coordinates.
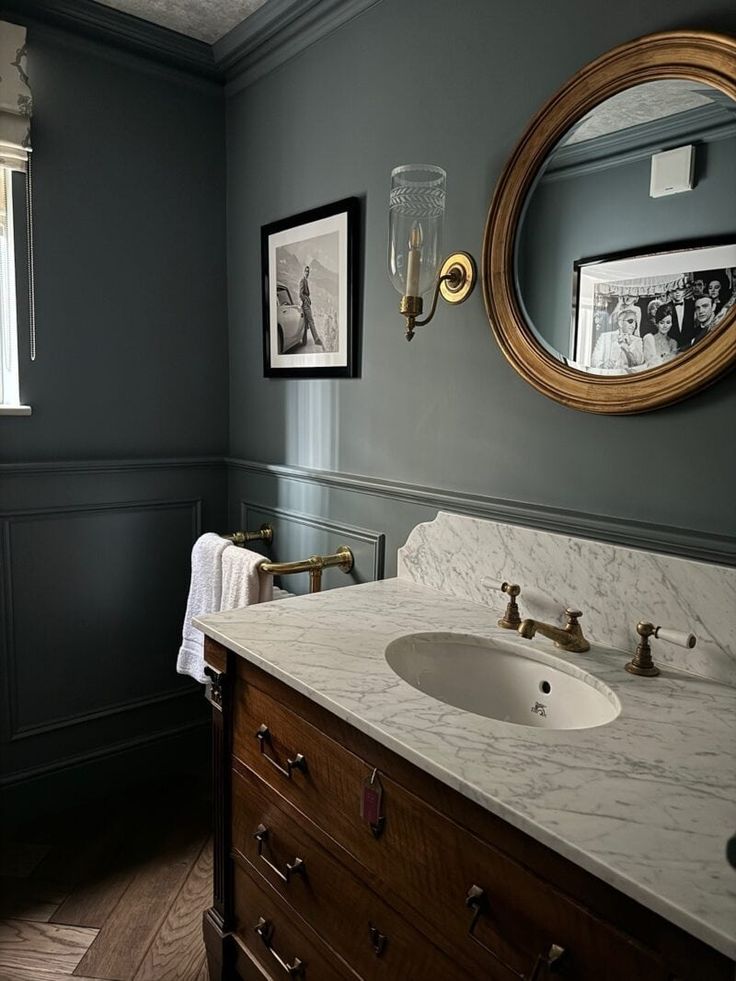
[439,252,476,304]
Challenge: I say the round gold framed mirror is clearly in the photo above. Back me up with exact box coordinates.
[483,31,736,413]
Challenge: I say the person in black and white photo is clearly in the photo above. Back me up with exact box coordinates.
[591,305,644,371]
[684,293,718,347]
[299,265,323,347]
[668,278,694,350]
[642,302,678,367]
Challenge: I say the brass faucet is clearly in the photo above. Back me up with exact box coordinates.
[518,608,590,653]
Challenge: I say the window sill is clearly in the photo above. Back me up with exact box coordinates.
[0,405,32,416]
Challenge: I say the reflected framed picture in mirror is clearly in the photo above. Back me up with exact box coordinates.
[572,242,736,372]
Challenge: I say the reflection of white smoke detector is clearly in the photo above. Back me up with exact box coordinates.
[650,145,695,197]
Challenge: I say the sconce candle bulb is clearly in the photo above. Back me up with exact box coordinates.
[388,164,476,341]
[405,223,423,297]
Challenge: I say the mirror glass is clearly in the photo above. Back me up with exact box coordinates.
[516,79,736,375]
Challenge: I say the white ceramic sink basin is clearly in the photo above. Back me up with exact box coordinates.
[385,632,620,730]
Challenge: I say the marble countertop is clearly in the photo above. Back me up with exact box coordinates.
[195,578,736,960]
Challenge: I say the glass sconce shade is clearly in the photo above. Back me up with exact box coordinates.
[388,164,446,297]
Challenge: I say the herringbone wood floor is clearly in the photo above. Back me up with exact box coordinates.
[0,780,212,981]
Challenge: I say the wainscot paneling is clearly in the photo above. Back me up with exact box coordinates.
[227,458,736,572]
[239,501,385,594]
[0,459,226,808]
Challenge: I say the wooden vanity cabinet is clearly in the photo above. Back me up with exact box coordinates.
[203,638,733,981]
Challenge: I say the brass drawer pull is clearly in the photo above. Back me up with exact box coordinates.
[529,943,567,980]
[254,824,305,883]
[255,916,305,977]
[464,884,519,975]
[465,883,489,937]
[256,724,307,779]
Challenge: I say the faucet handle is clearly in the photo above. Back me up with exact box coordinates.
[565,608,582,623]
[626,621,697,677]
[481,578,522,630]
[654,626,696,649]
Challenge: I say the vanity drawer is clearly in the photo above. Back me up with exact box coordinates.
[353,769,665,981]
[231,764,471,981]
[233,862,352,981]
[233,677,383,853]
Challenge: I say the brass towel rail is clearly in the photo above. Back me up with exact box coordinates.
[220,524,354,593]
[261,547,354,594]
[222,524,273,546]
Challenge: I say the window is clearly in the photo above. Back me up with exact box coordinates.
[0,164,24,410]
[0,18,33,415]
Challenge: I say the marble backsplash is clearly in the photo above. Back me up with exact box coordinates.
[397,512,736,686]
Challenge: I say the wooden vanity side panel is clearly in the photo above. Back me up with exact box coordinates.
[235,658,734,981]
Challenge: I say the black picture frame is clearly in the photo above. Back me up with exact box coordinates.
[261,197,359,378]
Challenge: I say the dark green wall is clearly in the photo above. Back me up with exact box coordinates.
[0,26,228,462]
[226,0,736,544]
[0,25,227,810]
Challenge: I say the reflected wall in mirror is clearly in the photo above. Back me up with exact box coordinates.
[484,32,736,413]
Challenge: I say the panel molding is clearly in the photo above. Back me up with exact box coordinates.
[10,686,197,742]
[227,457,736,566]
[239,500,386,582]
[1,497,202,741]
[0,718,208,789]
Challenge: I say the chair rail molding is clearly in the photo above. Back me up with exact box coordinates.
[226,457,735,567]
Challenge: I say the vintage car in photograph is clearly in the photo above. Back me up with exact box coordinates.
[276,282,306,353]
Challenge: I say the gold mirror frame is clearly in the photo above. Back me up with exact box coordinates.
[483,31,736,414]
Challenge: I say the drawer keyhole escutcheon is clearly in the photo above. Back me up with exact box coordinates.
[256,724,308,779]
[255,916,306,977]
[368,922,387,956]
[253,824,306,883]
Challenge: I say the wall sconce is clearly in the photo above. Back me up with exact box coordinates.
[388,164,476,341]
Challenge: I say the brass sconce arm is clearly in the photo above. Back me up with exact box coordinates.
[401,252,476,341]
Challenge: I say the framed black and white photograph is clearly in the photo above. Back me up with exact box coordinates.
[572,241,736,374]
[261,197,359,378]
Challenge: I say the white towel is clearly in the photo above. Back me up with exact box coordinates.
[221,546,273,609]
[177,533,232,684]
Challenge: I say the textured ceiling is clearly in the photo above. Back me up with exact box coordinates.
[94,0,269,43]
[562,80,719,145]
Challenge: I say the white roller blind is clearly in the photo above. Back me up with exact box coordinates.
[0,20,32,172]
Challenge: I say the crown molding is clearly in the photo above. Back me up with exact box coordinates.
[543,101,736,183]
[0,0,219,79]
[215,0,385,94]
[0,0,386,90]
